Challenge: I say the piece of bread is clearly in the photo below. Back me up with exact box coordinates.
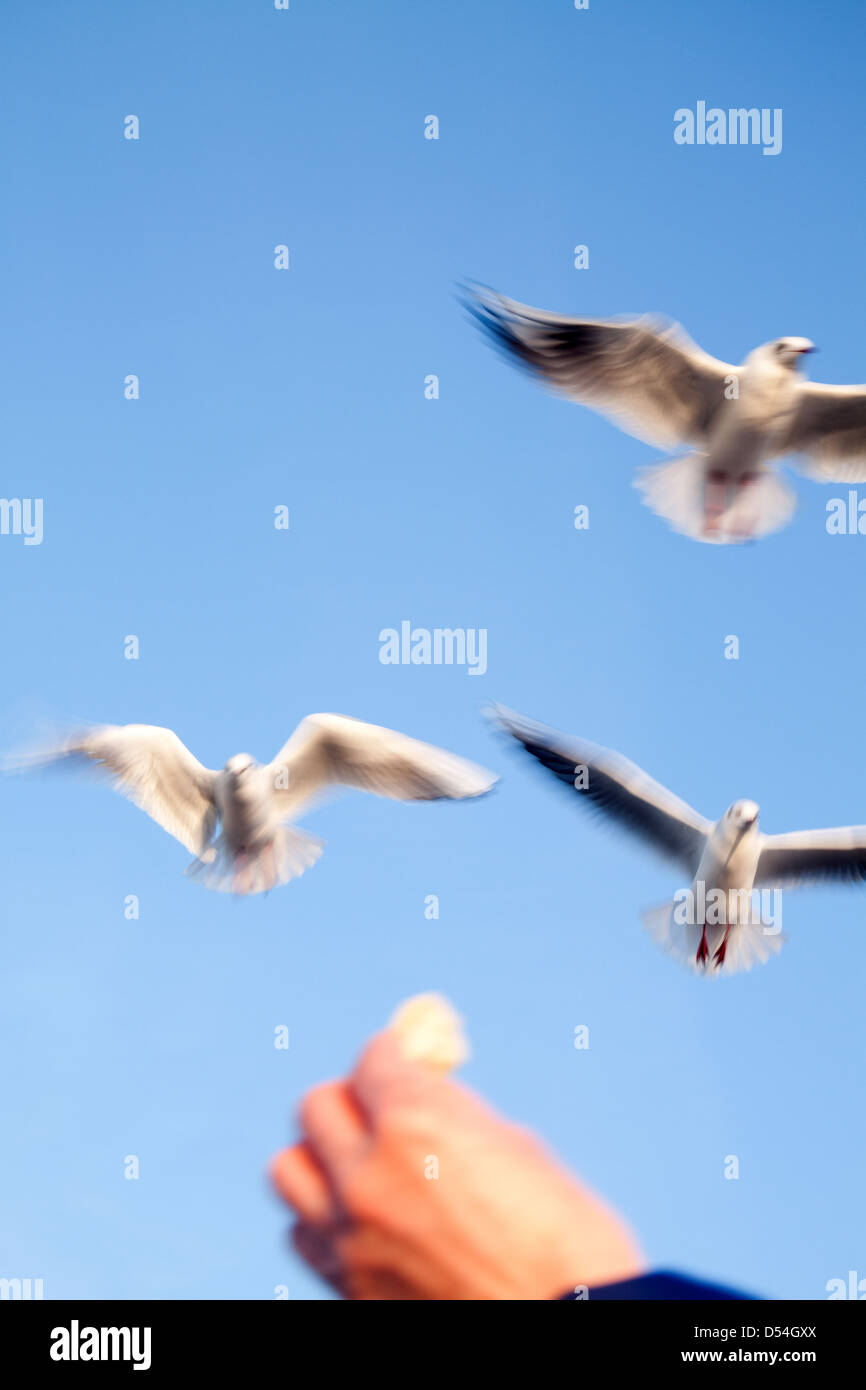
[388,993,470,1072]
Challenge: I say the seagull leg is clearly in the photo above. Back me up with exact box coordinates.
[730,472,758,540]
[703,470,728,535]
[263,841,277,892]
[713,926,731,968]
[695,925,710,967]
[233,850,250,894]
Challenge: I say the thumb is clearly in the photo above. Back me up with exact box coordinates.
[350,1030,442,1121]
[351,1029,497,1132]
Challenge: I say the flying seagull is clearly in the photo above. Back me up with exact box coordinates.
[491,705,866,974]
[465,286,866,543]
[17,715,497,895]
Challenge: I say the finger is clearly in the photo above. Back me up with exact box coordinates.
[352,1030,494,1128]
[291,1221,346,1296]
[298,1080,368,1189]
[270,1142,336,1226]
[336,1227,429,1301]
[350,1031,440,1119]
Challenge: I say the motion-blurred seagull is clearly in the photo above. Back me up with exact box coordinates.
[18,715,497,895]
[492,705,866,975]
[466,286,866,543]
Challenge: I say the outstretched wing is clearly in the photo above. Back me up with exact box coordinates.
[464,286,735,449]
[755,826,866,886]
[783,382,866,481]
[267,713,497,818]
[492,705,710,874]
[44,724,218,856]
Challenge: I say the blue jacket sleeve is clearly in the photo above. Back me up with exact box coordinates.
[561,1270,754,1300]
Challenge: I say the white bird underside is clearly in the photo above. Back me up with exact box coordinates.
[466,287,866,544]
[642,902,785,976]
[492,705,866,975]
[16,714,497,896]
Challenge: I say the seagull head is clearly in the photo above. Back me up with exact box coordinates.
[767,336,817,370]
[224,753,256,781]
[727,799,760,828]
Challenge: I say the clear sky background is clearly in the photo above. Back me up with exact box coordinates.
[1,0,864,1301]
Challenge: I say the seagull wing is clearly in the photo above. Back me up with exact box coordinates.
[267,714,497,818]
[783,382,866,481]
[464,287,735,449]
[492,705,710,873]
[755,826,866,886]
[45,724,218,856]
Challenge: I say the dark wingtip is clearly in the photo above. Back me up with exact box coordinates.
[455,278,498,304]
[457,280,505,330]
[458,286,545,383]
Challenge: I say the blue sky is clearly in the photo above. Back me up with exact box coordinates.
[1,0,864,1300]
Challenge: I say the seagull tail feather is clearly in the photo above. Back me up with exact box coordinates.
[635,457,796,544]
[186,826,325,895]
[641,899,786,977]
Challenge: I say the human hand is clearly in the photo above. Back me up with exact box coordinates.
[271,1027,644,1300]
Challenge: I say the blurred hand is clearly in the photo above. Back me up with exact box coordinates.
[271,1030,644,1300]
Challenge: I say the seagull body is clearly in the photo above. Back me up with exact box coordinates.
[20,715,497,895]
[213,754,294,888]
[467,287,866,543]
[493,706,866,974]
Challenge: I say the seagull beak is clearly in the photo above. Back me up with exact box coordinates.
[798,345,817,354]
